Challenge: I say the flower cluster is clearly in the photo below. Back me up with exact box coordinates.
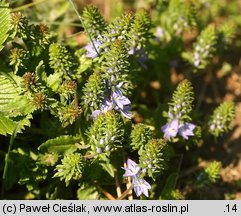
[161,113,195,140]
[82,8,152,119]
[89,41,132,119]
[139,139,169,179]
[191,25,216,70]
[90,85,132,119]
[82,5,107,39]
[161,80,196,140]
[208,101,235,137]
[123,159,151,197]
[88,111,125,155]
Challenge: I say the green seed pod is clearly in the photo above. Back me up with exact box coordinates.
[58,104,82,127]
[101,12,134,47]
[32,91,48,111]
[101,40,133,94]
[127,9,151,52]
[197,161,222,186]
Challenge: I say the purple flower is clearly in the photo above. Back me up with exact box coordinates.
[133,178,151,197]
[123,159,151,197]
[100,99,112,112]
[90,99,112,119]
[168,111,181,119]
[84,39,101,59]
[178,122,195,140]
[122,159,140,177]
[118,105,132,119]
[90,109,102,119]
[111,87,131,110]
[111,87,132,119]
[161,119,179,140]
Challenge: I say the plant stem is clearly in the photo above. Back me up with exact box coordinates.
[116,184,134,200]
[93,182,115,200]
[114,172,122,198]
[1,124,19,199]
[175,154,183,188]
[68,0,100,56]
[123,160,133,200]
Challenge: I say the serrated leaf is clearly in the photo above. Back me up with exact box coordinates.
[0,74,20,109]
[0,112,17,136]
[38,135,80,154]
[13,114,32,133]
[0,112,32,136]
[1,95,36,117]
[0,1,10,51]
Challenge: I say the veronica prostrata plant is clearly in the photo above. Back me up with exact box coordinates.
[0,0,237,200]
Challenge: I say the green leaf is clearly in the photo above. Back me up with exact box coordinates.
[0,112,33,136]
[99,157,116,177]
[0,112,17,136]
[13,114,33,133]
[0,74,20,109]
[47,72,63,92]
[77,183,99,200]
[36,61,47,83]
[0,1,10,51]
[38,135,80,154]
[159,172,181,200]
[1,95,36,117]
